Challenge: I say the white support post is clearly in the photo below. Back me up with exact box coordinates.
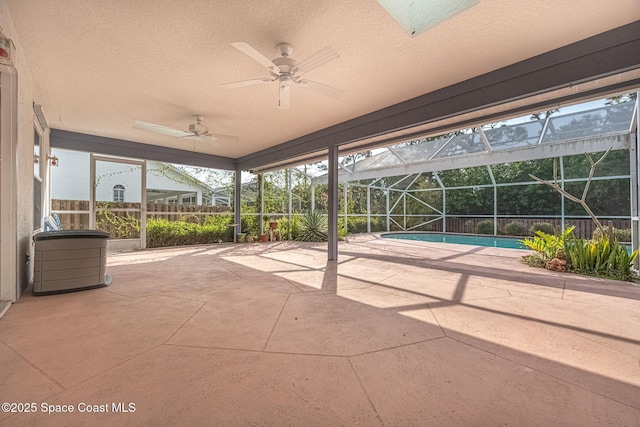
[386,190,390,232]
[367,185,371,233]
[260,173,265,235]
[235,169,242,241]
[140,161,147,249]
[537,115,551,144]
[328,146,339,260]
[403,191,407,230]
[632,92,640,262]
[560,156,565,233]
[443,188,447,233]
[288,168,292,227]
[486,165,497,235]
[343,182,348,234]
[89,153,96,229]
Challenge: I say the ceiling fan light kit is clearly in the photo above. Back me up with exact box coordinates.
[223,41,343,109]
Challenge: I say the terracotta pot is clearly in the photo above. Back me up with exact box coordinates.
[269,221,278,230]
[259,234,269,242]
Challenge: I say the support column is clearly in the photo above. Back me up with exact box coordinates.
[386,190,390,232]
[487,166,497,236]
[560,156,566,233]
[259,173,264,235]
[403,191,407,230]
[140,161,147,250]
[235,168,242,241]
[366,185,371,233]
[328,146,339,260]
[343,182,348,234]
[434,172,446,233]
[442,189,447,233]
[288,168,293,228]
[311,183,315,212]
[631,92,640,261]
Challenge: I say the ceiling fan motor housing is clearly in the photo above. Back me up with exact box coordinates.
[272,57,297,75]
[189,122,208,136]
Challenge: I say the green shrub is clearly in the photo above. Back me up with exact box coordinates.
[593,226,632,243]
[530,222,555,236]
[241,215,259,236]
[146,214,233,248]
[346,216,368,234]
[297,210,328,242]
[96,210,139,239]
[475,220,494,235]
[277,215,301,240]
[463,220,476,233]
[565,236,638,281]
[503,221,526,236]
[520,226,575,262]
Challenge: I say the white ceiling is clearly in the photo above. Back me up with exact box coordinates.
[6,0,640,159]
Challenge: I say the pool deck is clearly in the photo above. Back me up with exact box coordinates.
[1,233,639,425]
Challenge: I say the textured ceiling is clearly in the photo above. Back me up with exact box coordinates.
[6,0,640,159]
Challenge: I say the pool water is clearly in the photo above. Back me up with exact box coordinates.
[381,232,527,249]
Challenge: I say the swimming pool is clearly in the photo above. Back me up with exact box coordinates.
[381,232,527,249]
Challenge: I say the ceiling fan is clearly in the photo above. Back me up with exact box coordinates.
[222,42,343,109]
[133,116,238,147]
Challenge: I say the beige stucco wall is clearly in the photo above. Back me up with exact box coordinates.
[1,0,46,296]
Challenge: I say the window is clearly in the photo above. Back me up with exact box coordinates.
[113,185,125,202]
[181,195,197,205]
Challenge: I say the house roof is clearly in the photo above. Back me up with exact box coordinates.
[6,1,640,171]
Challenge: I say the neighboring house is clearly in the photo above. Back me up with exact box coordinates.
[50,149,229,206]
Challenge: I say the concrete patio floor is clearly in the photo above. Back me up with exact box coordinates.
[1,234,640,426]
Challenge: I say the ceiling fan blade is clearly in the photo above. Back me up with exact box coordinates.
[207,133,239,142]
[297,79,344,99]
[231,42,280,74]
[181,135,223,149]
[293,46,339,76]
[279,82,291,110]
[133,120,191,138]
[221,78,272,89]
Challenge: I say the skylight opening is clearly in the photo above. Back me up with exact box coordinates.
[376,0,479,37]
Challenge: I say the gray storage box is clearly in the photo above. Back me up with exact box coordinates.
[33,230,111,296]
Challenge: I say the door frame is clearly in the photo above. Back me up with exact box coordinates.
[90,154,147,250]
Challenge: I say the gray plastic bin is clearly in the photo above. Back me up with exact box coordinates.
[33,230,111,296]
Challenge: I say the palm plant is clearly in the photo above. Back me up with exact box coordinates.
[297,210,328,242]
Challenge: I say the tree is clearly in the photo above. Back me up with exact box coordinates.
[605,93,636,105]
[529,149,613,235]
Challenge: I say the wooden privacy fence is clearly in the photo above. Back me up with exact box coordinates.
[441,217,630,238]
[146,203,231,222]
